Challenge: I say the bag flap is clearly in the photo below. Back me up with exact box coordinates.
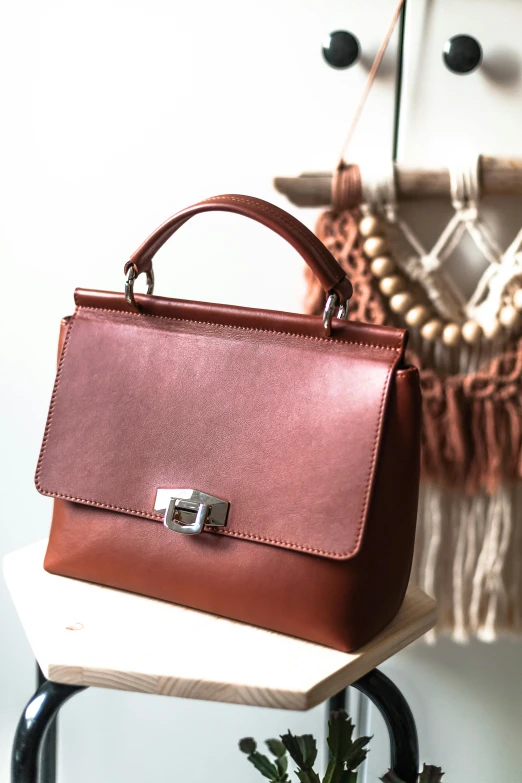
[36,290,406,561]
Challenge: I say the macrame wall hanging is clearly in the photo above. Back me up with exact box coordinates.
[306,161,522,643]
[275,0,522,642]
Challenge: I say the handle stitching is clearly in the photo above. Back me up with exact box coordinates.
[203,195,341,281]
[136,194,349,295]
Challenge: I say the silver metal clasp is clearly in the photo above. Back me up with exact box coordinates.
[323,292,349,333]
[154,489,229,536]
[125,266,155,310]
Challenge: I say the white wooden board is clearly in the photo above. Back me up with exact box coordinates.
[4,540,436,711]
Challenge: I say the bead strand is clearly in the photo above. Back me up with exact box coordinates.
[357,211,520,346]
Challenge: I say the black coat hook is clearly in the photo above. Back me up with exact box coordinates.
[443,34,482,74]
[322,31,360,69]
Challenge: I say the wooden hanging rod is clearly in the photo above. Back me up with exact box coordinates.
[273,156,522,207]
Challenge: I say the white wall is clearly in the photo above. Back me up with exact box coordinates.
[1,2,522,781]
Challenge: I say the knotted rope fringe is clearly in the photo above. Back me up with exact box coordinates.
[309,184,522,641]
[412,483,521,642]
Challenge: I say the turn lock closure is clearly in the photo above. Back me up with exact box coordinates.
[154,489,229,536]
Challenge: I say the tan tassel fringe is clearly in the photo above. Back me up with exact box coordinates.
[411,483,522,641]
[309,208,522,640]
[419,349,522,494]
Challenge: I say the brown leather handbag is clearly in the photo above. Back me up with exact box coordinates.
[36,195,421,652]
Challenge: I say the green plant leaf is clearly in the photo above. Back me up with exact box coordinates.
[276,755,288,775]
[380,770,404,783]
[295,769,321,783]
[247,751,280,780]
[280,731,317,769]
[298,735,318,769]
[266,739,287,758]
[326,710,355,763]
[418,764,444,782]
[239,737,257,754]
[343,736,371,772]
[281,731,305,767]
[323,757,346,783]
[340,771,358,783]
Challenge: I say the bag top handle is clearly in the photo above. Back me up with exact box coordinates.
[124,195,353,317]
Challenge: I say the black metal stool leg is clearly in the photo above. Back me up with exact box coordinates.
[36,667,57,783]
[11,676,86,783]
[354,669,418,783]
[327,688,347,713]
[327,668,419,783]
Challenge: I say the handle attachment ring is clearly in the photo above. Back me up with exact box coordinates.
[323,292,349,333]
[125,266,155,310]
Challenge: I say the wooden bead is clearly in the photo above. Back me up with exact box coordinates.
[461,320,482,345]
[482,320,502,339]
[364,236,389,259]
[379,275,404,296]
[359,215,383,238]
[405,305,430,328]
[513,289,522,311]
[421,319,443,341]
[389,292,414,314]
[499,304,520,329]
[442,323,461,347]
[370,256,395,278]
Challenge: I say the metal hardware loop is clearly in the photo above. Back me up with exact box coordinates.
[323,292,349,332]
[154,489,229,536]
[125,266,155,310]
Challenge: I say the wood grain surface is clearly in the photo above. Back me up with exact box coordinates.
[4,540,437,711]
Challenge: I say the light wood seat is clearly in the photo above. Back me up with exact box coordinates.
[4,540,437,711]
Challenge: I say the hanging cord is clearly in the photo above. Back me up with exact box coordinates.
[360,159,398,222]
[336,0,406,171]
[332,162,361,213]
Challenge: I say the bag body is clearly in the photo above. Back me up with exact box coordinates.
[36,195,421,652]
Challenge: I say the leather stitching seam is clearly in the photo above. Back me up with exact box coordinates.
[36,305,400,558]
[35,309,79,496]
[72,301,403,352]
[351,360,394,556]
[139,195,342,286]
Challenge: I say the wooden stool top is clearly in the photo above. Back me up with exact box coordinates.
[4,540,436,711]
